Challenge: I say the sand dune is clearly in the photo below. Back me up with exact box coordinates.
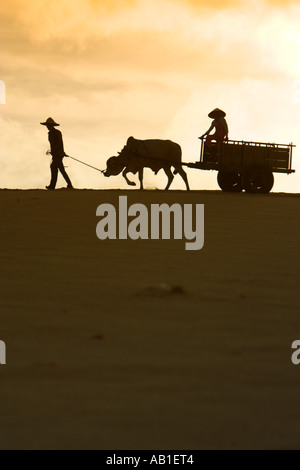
[0,189,299,449]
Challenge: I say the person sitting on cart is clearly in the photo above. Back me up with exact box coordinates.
[199,108,228,148]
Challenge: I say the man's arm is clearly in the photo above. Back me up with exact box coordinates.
[222,118,229,139]
[49,129,65,156]
[199,121,215,139]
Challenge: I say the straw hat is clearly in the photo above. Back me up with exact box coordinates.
[208,108,226,119]
[40,117,60,126]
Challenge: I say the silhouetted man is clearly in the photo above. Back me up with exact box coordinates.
[200,108,228,148]
[41,117,74,190]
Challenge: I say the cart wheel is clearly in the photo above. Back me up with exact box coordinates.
[244,167,274,193]
[217,171,243,192]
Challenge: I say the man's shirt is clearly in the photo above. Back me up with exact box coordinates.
[48,128,65,157]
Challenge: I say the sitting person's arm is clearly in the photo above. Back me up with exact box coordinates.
[199,120,215,139]
[221,117,229,140]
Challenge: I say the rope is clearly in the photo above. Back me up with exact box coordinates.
[65,155,106,174]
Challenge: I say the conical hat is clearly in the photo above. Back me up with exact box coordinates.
[208,108,226,119]
[40,117,60,126]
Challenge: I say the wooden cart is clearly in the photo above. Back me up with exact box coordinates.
[188,139,295,193]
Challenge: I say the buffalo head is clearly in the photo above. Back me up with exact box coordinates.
[104,156,125,177]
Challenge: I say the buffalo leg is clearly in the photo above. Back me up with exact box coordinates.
[138,168,144,190]
[177,167,190,191]
[164,167,174,190]
[122,169,136,186]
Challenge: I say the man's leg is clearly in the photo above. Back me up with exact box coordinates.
[47,161,59,189]
[206,134,216,148]
[58,161,74,188]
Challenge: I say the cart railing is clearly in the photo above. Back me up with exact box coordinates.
[199,138,295,173]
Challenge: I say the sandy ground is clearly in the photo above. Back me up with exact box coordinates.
[0,189,300,450]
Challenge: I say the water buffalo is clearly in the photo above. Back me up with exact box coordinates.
[104,136,190,190]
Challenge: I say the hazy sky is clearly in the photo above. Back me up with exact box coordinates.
[1,0,299,191]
